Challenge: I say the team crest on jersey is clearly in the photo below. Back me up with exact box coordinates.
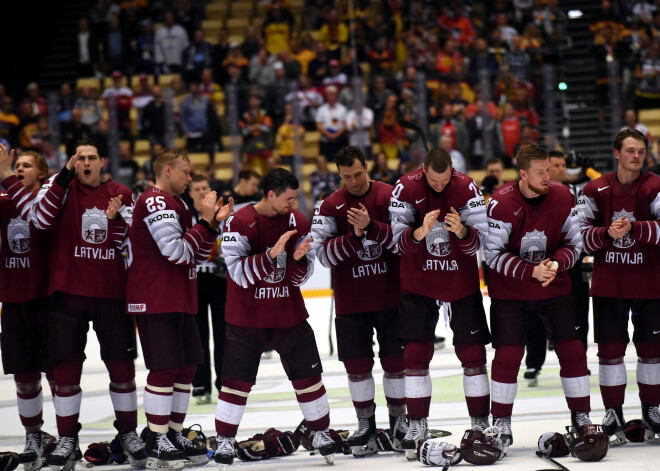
[357,239,382,261]
[520,229,547,263]
[7,217,30,254]
[426,221,451,257]
[82,207,108,244]
[264,251,287,283]
[611,209,636,248]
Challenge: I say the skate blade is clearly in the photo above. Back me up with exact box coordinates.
[324,454,334,465]
[391,438,404,453]
[184,455,210,467]
[146,458,185,470]
[404,449,417,461]
[218,465,229,471]
[49,460,78,471]
[643,429,660,443]
[350,442,378,457]
[22,459,43,471]
[127,457,148,469]
[609,431,627,447]
[527,378,538,387]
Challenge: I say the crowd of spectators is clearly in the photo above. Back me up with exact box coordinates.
[4,0,659,201]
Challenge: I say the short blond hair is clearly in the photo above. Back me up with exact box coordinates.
[153,148,190,177]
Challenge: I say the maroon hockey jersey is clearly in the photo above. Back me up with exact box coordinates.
[578,172,660,299]
[8,174,133,300]
[127,187,217,314]
[312,182,400,315]
[0,176,49,302]
[484,181,581,300]
[389,168,487,302]
[223,204,313,328]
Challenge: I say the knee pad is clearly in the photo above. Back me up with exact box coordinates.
[54,360,84,386]
[598,342,627,362]
[105,360,135,385]
[380,356,405,375]
[343,358,374,376]
[554,340,587,362]
[455,344,487,370]
[404,341,434,371]
[634,342,660,362]
[493,345,525,369]
[175,364,197,384]
[14,377,41,395]
[147,368,181,388]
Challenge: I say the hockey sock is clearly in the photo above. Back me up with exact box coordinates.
[293,375,330,431]
[53,360,84,436]
[598,342,627,408]
[46,368,55,397]
[635,342,660,406]
[215,379,253,437]
[404,341,434,419]
[455,344,490,418]
[344,358,375,414]
[381,357,406,416]
[554,340,590,412]
[14,372,43,432]
[170,364,196,431]
[145,369,178,433]
[106,360,138,431]
[490,345,524,418]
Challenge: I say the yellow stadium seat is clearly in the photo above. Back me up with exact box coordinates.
[134,155,150,168]
[103,76,128,90]
[76,77,102,94]
[639,108,660,124]
[174,137,186,149]
[158,74,179,88]
[215,168,234,181]
[214,151,234,167]
[303,131,321,143]
[188,153,210,166]
[130,74,155,92]
[135,139,151,154]
[387,159,400,171]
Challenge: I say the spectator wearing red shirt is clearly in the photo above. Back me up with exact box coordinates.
[435,39,463,77]
[438,5,477,46]
[496,102,521,165]
[19,83,48,119]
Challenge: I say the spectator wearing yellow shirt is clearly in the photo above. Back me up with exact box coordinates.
[0,97,20,145]
[290,37,316,75]
[276,103,304,173]
[262,4,292,55]
[318,9,348,59]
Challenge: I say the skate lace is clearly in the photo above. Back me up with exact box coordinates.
[52,436,76,458]
[395,416,409,435]
[471,416,490,432]
[157,434,178,453]
[216,437,234,456]
[23,432,41,454]
[407,418,426,440]
[493,417,512,436]
[574,412,592,428]
[172,431,194,448]
[120,429,144,454]
[354,417,371,436]
[603,408,622,427]
[647,405,660,423]
[312,430,333,448]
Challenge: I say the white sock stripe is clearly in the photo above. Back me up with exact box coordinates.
[383,376,405,400]
[491,380,517,405]
[53,391,82,417]
[171,391,191,414]
[599,363,627,387]
[17,390,43,418]
[637,362,660,386]
[146,385,174,394]
[215,399,246,426]
[298,393,330,422]
[464,373,490,398]
[109,389,138,412]
[173,383,191,391]
[560,376,590,398]
[220,386,250,398]
[295,380,324,395]
[405,374,432,399]
[143,389,173,416]
[348,377,375,403]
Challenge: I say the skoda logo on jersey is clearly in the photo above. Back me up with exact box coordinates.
[264,251,287,284]
[521,229,547,263]
[611,209,636,249]
[82,207,108,244]
[357,239,382,261]
[7,217,30,254]
[426,221,451,257]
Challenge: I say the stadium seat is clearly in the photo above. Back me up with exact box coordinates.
[221,135,243,148]
[215,167,234,181]
[188,153,210,166]
[227,18,249,35]
[158,74,179,88]
[303,131,321,143]
[639,108,660,124]
[231,2,253,17]
[76,77,102,94]
[387,159,400,171]
[214,151,234,167]
[134,155,150,168]
[135,140,151,155]
[103,76,128,89]
[131,74,155,92]
[174,137,186,149]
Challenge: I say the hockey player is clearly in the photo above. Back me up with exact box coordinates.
[389,148,491,459]
[188,175,227,405]
[311,146,406,456]
[0,148,52,471]
[127,150,232,469]
[213,169,337,466]
[3,138,146,470]
[577,128,660,444]
[484,144,592,452]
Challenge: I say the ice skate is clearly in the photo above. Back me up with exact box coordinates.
[389,415,408,452]
[312,429,337,464]
[602,406,627,446]
[401,417,428,460]
[143,429,185,470]
[347,415,377,457]
[571,411,592,431]
[641,404,660,443]
[524,368,540,387]
[166,429,208,466]
[114,421,148,468]
[213,436,234,470]
[492,416,513,454]
[19,430,43,471]
[47,427,82,471]
[471,416,490,432]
